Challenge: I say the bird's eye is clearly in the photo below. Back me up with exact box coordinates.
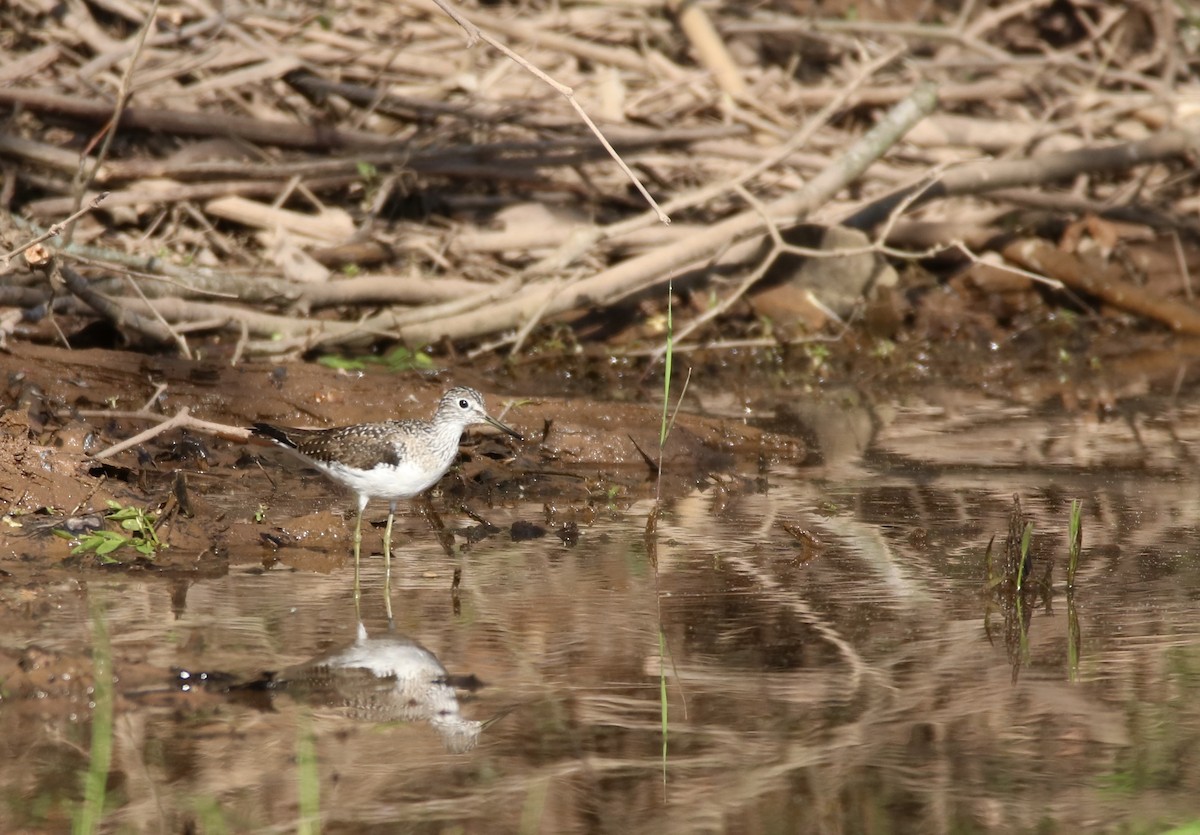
[458,398,469,409]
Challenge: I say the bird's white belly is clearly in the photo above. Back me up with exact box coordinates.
[323,459,445,500]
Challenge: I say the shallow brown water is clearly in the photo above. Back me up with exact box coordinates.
[4,376,1200,833]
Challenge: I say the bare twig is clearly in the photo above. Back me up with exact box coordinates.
[844,123,1200,231]
[398,82,938,347]
[59,264,179,345]
[1002,238,1200,334]
[0,192,109,268]
[667,0,746,98]
[425,0,670,225]
[65,0,160,244]
[89,406,251,461]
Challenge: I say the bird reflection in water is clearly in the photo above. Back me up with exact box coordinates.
[180,624,502,754]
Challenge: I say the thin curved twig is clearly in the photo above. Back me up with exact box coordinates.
[425,0,670,225]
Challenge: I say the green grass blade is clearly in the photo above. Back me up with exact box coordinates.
[1067,499,1082,589]
[72,601,114,835]
[296,715,320,835]
[660,279,673,448]
[660,627,669,789]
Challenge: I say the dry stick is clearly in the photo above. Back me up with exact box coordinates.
[58,264,178,345]
[1002,238,1200,336]
[121,271,191,358]
[514,46,907,346]
[1170,230,1193,302]
[230,318,251,367]
[963,187,1200,238]
[66,0,160,244]
[0,124,743,183]
[388,276,523,328]
[59,0,186,355]
[842,123,1200,231]
[426,0,669,225]
[0,192,109,268]
[458,4,652,74]
[82,288,512,352]
[25,175,361,219]
[89,407,251,461]
[667,0,746,98]
[653,174,929,360]
[392,83,938,347]
[105,295,387,344]
[0,88,393,152]
[595,45,902,249]
[11,218,491,306]
[76,12,226,78]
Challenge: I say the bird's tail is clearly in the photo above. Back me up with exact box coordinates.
[250,423,297,449]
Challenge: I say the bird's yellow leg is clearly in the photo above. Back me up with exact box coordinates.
[353,502,364,621]
[382,503,395,623]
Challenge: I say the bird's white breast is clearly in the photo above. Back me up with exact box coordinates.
[321,457,449,501]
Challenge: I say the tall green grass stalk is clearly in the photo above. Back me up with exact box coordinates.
[73,601,114,835]
[659,628,669,788]
[1067,598,1081,683]
[518,778,548,835]
[1016,521,1033,592]
[1067,499,1083,589]
[659,279,673,448]
[650,279,693,795]
[655,280,673,795]
[296,716,320,835]
[192,796,229,835]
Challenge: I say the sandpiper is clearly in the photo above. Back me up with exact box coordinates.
[250,386,521,599]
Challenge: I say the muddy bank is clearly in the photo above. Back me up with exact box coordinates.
[0,344,805,583]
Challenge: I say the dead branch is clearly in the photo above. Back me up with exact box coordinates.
[845,122,1200,231]
[0,192,110,268]
[59,263,179,346]
[0,88,394,151]
[393,82,938,346]
[1002,238,1200,336]
[89,406,251,461]
[1,0,1196,356]
[424,0,669,224]
[667,0,746,99]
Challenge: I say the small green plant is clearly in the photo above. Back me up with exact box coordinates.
[604,484,622,509]
[56,500,165,562]
[805,343,831,371]
[870,338,896,359]
[255,503,267,523]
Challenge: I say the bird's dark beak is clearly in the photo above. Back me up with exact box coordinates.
[484,414,523,441]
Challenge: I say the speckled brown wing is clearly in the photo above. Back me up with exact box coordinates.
[292,422,413,471]
[252,421,414,471]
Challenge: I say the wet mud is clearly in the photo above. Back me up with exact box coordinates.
[0,343,803,583]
